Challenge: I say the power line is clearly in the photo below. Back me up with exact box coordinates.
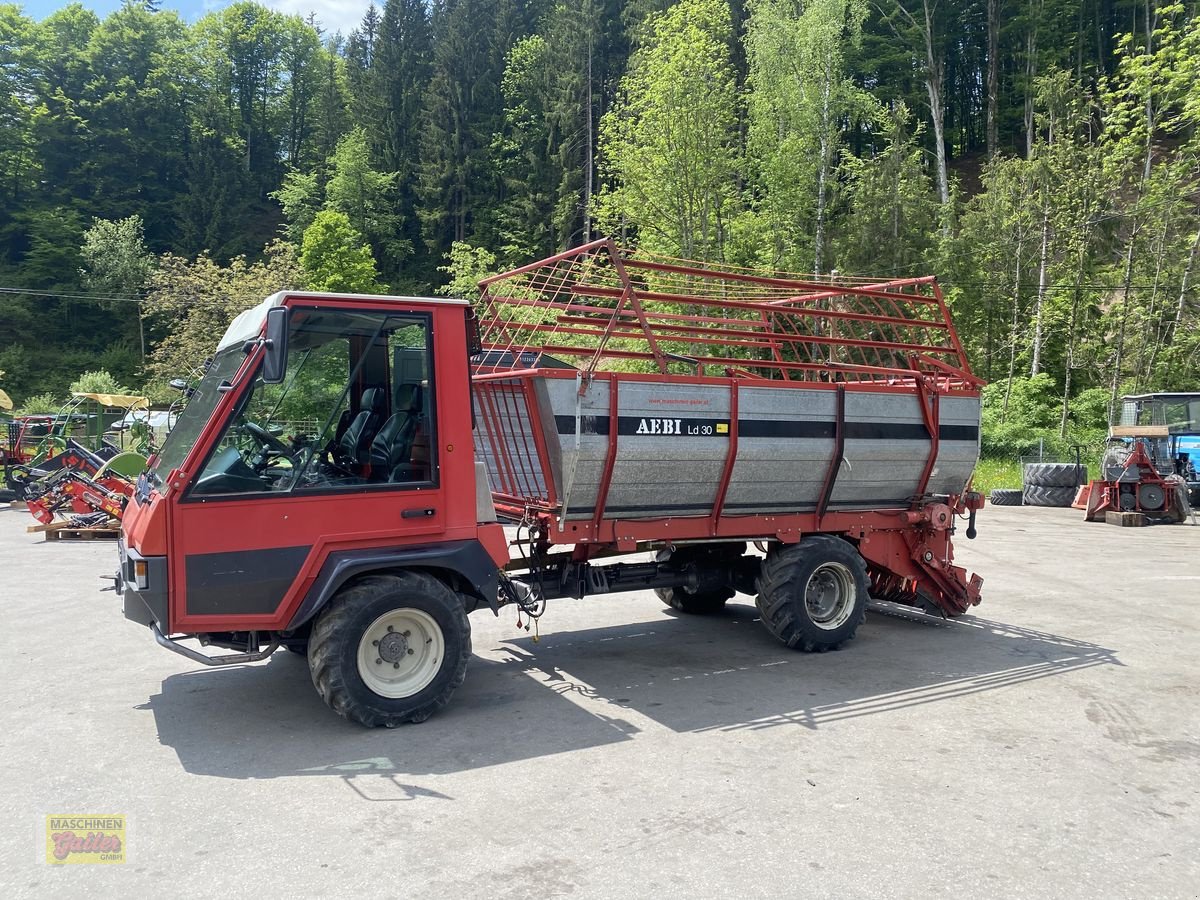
[0,286,143,304]
[0,286,249,311]
[945,280,1196,292]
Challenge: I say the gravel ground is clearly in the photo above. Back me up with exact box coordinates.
[1,503,1198,898]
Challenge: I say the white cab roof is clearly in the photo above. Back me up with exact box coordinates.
[215,291,468,352]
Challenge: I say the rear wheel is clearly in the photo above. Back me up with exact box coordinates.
[308,571,470,727]
[654,543,744,614]
[755,535,868,651]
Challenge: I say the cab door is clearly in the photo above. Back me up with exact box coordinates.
[167,304,447,634]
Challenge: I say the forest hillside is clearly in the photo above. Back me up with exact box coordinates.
[1,0,1198,456]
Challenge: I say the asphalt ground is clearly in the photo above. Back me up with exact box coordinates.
[1,503,1198,898]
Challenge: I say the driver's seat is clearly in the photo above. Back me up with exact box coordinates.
[338,387,386,467]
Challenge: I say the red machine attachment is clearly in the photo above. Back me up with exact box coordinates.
[1084,439,1180,522]
[25,470,133,525]
[857,491,985,616]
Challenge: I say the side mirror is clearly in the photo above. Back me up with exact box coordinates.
[261,306,289,384]
[168,378,189,392]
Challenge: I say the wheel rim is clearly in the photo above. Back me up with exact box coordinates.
[356,609,445,699]
[804,562,856,631]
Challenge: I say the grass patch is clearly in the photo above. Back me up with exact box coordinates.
[972,456,1022,492]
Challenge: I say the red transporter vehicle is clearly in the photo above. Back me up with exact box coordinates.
[118,240,985,727]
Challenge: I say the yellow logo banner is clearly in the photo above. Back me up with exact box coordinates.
[45,815,126,865]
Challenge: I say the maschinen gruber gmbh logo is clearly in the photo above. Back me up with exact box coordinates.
[45,815,126,864]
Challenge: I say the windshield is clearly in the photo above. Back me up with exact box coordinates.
[150,349,247,482]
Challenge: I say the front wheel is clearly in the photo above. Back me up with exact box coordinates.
[308,571,471,727]
[755,535,868,652]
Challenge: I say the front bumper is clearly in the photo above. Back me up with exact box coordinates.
[117,538,169,630]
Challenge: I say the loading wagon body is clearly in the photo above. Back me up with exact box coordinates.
[472,238,985,614]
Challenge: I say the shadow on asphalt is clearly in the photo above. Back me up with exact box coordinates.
[145,600,1119,782]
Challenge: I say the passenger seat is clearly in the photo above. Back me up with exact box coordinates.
[370,384,423,480]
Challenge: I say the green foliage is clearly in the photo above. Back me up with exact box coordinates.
[971,457,1023,492]
[0,0,1197,410]
[276,128,407,273]
[141,239,303,380]
[437,242,498,303]
[324,127,406,264]
[417,0,530,267]
[981,375,1109,460]
[596,0,741,261]
[16,392,61,416]
[745,0,874,272]
[80,215,156,297]
[273,170,322,243]
[69,369,132,395]
[835,102,938,275]
[299,210,383,293]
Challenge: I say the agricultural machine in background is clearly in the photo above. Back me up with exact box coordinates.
[4,393,157,533]
[117,238,986,727]
[1081,393,1199,524]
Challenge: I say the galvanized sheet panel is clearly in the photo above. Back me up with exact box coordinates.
[473,375,980,521]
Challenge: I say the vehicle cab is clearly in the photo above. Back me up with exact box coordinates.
[118,291,508,725]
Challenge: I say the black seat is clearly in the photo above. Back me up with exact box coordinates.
[339,387,386,467]
[370,385,423,478]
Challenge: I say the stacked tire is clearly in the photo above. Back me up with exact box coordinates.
[1022,462,1087,507]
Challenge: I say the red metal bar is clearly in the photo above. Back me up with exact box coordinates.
[913,353,986,387]
[590,378,620,533]
[519,376,558,506]
[525,328,960,360]
[603,237,667,375]
[565,284,950,329]
[531,344,959,383]
[626,255,937,296]
[485,316,962,359]
[523,505,933,548]
[815,384,846,528]
[474,383,517,497]
[929,279,971,371]
[766,281,941,307]
[544,315,957,355]
[478,237,610,286]
[708,380,740,534]
[912,369,941,500]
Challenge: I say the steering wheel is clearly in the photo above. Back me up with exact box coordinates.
[238,421,291,455]
[235,421,297,477]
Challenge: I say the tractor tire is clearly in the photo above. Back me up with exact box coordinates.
[988,488,1023,506]
[1023,462,1087,488]
[1022,484,1076,507]
[654,543,744,614]
[0,488,14,503]
[755,535,868,652]
[308,571,471,727]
